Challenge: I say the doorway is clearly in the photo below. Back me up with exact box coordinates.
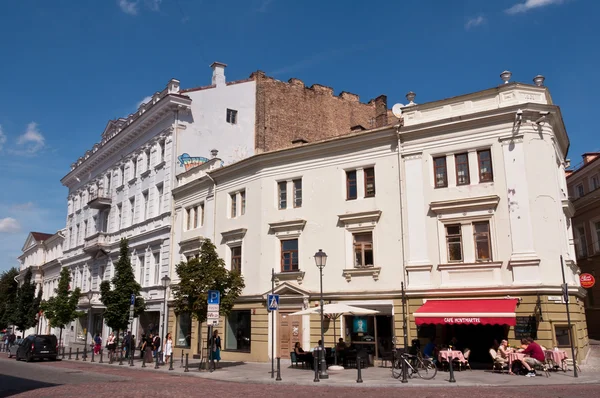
[278,312,302,358]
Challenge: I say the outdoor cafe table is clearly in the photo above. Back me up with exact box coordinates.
[544,349,567,367]
[507,352,526,369]
[438,350,466,364]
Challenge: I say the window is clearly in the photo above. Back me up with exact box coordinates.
[278,181,287,209]
[193,205,199,229]
[240,190,246,215]
[225,310,250,351]
[159,140,165,163]
[293,179,302,207]
[474,221,492,261]
[117,204,122,230]
[131,159,137,180]
[281,239,299,272]
[364,167,376,197]
[156,183,163,216]
[138,255,145,286]
[576,226,588,258]
[555,326,572,347]
[129,197,135,226]
[200,203,205,226]
[353,232,374,268]
[175,313,192,348]
[230,193,237,218]
[142,191,149,220]
[120,165,125,185]
[446,224,463,262]
[576,184,585,198]
[75,224,80,246]
[83,220,88,239]
[433,156,448,188]
[592,175,600,191]
[186,208,192,231]
[153,252,160,285]
[226,108,238,124]
[68,227,73,249]
[455,153,470,185]
[595,221,600,253]
[346,170,357,200]
[231,246,242,273]
[477,149,493,182]
[106,173,111,192]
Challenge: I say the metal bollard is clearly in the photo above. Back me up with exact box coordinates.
[62,347,65,359]
[75,348,79,360]
[184,353,189,372]
[68,347,72,360]
[357,356,363,383]
[119,348,124,365]
[276,357,282,381]
[91,349,95,363]
[155,352,159,369]
[129,352,134,366]
[169,353,174,371]
[448,358,456,383]
[401,357,408,384]
[83,348,87,361]
[181,350,184,368]
[99,350,104,363]
[314,356,320,382]
[142,353,146,368]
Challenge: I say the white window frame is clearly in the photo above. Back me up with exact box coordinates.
[576,183,585,198]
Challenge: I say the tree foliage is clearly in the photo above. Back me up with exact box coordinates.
[100,239,145,335]
[12,268,43,333]
[172,239,245,323]
[40,267,82,342]
[0,268,19,330]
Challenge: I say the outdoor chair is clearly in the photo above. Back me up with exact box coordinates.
[561,348,581,373]
[489,348,508,373]
[461,348,472,371]
[290,352,306,368]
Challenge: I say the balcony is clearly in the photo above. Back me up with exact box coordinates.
[88,189,112,209]
[83,232,110,256]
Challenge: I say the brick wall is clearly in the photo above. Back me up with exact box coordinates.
[251,71,389,153]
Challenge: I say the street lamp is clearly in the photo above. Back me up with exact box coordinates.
[161,275,171,342]
[314,249,328,379]
[84,290,93,360]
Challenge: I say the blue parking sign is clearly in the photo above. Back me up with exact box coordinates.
[208,290,220,305]
[130,294,135,305]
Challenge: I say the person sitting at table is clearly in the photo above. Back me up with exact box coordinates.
[294,342,314,368]
[423,338,438,362]
[519,337,545,377]
[336,338,346,363]
[498,339,520,375]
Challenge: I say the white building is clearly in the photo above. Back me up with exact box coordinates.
[170,73,588,364]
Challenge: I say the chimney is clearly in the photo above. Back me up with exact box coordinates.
[374,95,388,128]
[211,62,227,87]
[211,149,219,158]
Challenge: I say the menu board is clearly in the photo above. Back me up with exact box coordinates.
[514,316,537,339]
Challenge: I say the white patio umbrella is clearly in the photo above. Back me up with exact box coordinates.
[290,304,379,366]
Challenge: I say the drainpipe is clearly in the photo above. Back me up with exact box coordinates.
[394,124,409,348]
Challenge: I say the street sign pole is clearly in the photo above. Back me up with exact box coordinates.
[271,268,275,379]
[206,291,221,371]
[560,255,578,378]
[129,294,135,364]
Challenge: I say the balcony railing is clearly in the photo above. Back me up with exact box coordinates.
[88,189,112,209]
[83,232,110,254]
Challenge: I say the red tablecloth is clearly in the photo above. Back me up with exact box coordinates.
[438,350,466,363]
[545,350,567,364]
[507,352,526,367]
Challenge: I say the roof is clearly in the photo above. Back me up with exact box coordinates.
[31,232,53,241]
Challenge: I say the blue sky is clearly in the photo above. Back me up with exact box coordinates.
[0,0,598,271]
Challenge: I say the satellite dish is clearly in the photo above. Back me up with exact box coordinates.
[392,103,404,118]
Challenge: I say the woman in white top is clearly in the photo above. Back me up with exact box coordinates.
[107,332,116,361]
[163,333,173,365]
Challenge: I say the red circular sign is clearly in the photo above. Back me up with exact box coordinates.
[580,273,596,289]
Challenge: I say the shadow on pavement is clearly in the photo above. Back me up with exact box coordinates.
[0,374,58,398]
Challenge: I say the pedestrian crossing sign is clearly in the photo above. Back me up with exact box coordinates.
[267,294,280,311]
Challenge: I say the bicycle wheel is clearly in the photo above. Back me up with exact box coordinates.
[391,359,403,379]
[416,358,437,380]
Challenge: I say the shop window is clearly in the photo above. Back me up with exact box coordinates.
[474,221,492,261]
[225,310,251,351]
[281,239,299,272]
[455,153,470,185]
[353,232,374,268]
[555,325,571,347]
[446,224,463,262]
[176,313,192,348]
[434,156,448,188]
[346,170,357,200]
[477,149,494,182]
[364,167,376,197]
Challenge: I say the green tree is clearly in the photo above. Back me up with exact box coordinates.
[12,268,43,333]
[0,268,19,331]
[100,238,145,342]
[172,239,245,324]
[40,267,82,346]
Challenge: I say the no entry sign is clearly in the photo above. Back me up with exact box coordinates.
[580,273,596,289]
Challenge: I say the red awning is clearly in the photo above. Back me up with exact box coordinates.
[414,298,519,326]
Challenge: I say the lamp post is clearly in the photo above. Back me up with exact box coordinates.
[161,275,171,354]
[84,290,93,360]
[314,249,328,380]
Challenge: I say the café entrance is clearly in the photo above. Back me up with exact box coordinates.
[342,303,394,364]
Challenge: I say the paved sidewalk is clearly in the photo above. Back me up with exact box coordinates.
[55,352,599,388]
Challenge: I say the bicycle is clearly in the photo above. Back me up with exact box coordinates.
[392,351,437,380]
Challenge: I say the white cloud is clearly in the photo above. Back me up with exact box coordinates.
[11,202,35,211]
[16,122,45,154]
[0,125,6,151]
[137,96,152,108]
[506,0,565,14]
[465,16,486,30]
[145,0,162,12]
[0,218,20,233]
[118,0,139,15]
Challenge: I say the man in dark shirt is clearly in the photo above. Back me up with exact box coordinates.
[522,337,545,377]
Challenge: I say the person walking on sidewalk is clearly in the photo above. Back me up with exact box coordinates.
[153,334,161,362]
[210,330,222,369]
[107,332,116,361]
[93,334,102,355]
[143,334,154,364]
[163,333,173,365]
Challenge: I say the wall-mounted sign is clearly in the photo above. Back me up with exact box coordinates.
[353,317,368,333]
[580,273,596,289]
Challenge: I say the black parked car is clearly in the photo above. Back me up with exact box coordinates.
[16,334,58,362]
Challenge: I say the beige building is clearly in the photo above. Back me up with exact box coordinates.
[168,72,589,365]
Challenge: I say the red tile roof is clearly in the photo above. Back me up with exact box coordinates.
[31,232,53,241]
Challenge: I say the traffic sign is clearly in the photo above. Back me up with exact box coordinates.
[267,294,280,312]
[580,273,596,289]
[207,319,219,326]
[130,294,136,305]
[207,304,220,312]
[207,311,220,319]
[208,290,220,305]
